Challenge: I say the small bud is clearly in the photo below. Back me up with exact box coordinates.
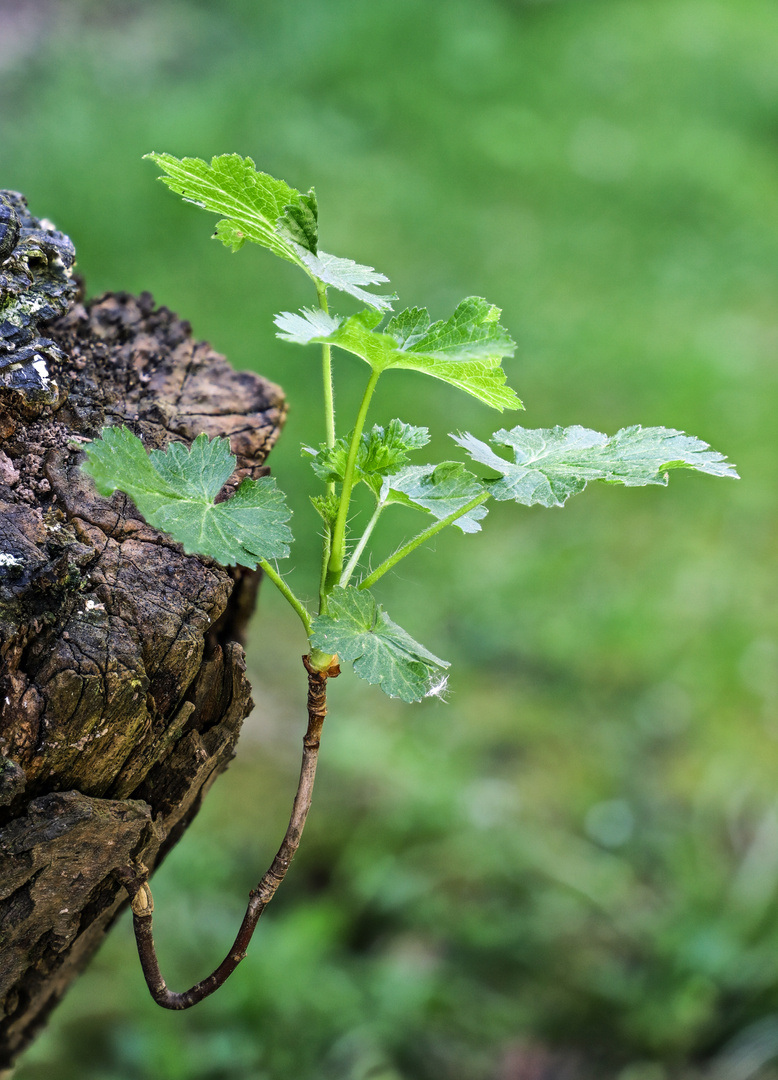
[130,883,154,917]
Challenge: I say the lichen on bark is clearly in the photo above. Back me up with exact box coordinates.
[0,192,286,1067]
[0,190,77,406]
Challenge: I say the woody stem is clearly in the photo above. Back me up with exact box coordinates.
[117,654,339,1010]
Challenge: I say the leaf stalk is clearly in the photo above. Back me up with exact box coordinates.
[259,559,312,636]
[357,490,491,591]
[324,368,381,590]
[340,500,384,586]
[316,282,336,454]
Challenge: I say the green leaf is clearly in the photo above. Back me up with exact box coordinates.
[146,153,393,309]
[311,586,449,702]
[277,188,318,254]
[381,462,489,533]
[275,308,343,343]
[304,419,430,489]
[145,152,300,263]
[294,250,396,312]
[81,426,293,567]
[274,297,521,411]
[213,219,250,252]
[385,298,512,358]
[453,423,739,507]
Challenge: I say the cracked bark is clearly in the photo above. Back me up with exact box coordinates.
[0,289,286,1067]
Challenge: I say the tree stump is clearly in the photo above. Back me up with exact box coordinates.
[0,192,285,1067]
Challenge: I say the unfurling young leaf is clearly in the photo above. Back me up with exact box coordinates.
[310,492,340,529]
[310,586,449,703]
[304,419,430,489]
[81,426,293,567]
[144,153,393,310]
[453,423,739,508]
[275,297,521,412]
[276,189,319,254]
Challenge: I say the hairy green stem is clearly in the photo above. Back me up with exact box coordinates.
[318,525,332,614]
[325,368,381,590]
[315,282,336,453]
[340,500,384,587]
[357,490,491,591]
[259,560,312,636]
[315,279,336,615]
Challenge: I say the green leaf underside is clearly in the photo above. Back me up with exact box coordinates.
[381,462,488,533]
[145,153,392,309]
[275,297,522,412]
[311,586,449,702]
[453,424,739,507]
[304,419,430,488]
[275,308,343,343]
[293,250,395,312]
[81,427,293,567]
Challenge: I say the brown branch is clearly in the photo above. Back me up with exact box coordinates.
[117,653,340,1010]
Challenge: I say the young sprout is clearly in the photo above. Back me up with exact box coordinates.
[79,152,738,1008]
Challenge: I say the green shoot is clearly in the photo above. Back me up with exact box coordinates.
[77,153,738,1010]
[81,153,739,692]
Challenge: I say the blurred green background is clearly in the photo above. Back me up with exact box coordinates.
[2,0,777,1077]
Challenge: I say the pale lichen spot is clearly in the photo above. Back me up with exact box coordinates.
[31,357,50,385]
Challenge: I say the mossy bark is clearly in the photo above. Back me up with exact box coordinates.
[0,290,285,1067]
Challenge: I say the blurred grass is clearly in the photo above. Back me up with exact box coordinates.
[2,0,777,1077]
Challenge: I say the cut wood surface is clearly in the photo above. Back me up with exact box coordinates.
[0,277,286,1065]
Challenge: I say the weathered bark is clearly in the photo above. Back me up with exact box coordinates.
[0,256,285,1059]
